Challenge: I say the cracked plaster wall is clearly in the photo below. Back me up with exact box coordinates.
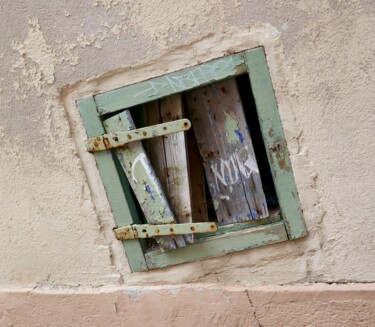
[0,0,374,288]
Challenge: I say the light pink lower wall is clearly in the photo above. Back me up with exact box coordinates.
[0,284,374,327]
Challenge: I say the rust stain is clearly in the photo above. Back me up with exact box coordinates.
[271,142,283,152]
[277,156,289,172]
[103,137,111,149]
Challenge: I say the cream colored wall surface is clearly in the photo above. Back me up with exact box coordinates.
[0,0,374,288]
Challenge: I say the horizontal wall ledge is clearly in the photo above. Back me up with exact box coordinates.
[0,283,374,326]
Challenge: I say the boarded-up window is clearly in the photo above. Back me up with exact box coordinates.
[78,47,306,271]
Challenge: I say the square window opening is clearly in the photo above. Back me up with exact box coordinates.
[78,47,307,271]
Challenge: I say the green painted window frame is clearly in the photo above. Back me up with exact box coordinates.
[77,47,307,272]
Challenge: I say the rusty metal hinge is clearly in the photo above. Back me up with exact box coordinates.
[114,222,217,240]
[86,118,191,152]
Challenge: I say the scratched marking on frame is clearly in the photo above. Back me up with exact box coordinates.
[210,145,259,201]
[134,57,238,98]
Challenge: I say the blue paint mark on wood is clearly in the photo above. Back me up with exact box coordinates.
[234,129,244,143]
[104,110,186,251]
[186,78,269,225]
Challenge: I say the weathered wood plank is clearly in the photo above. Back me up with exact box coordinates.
[94,54,247,114]
[145,221,288,269]
[244,48,307,239]
[78,96,148,272]
[186,78,268,226]
[187,128,209,222]
[147,100,168,191]
[147,95,193,243]
[103,110,186,251]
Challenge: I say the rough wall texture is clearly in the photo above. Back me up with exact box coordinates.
[0,0,374,289]
[1,284,375,327]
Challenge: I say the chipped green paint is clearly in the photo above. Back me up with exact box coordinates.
[224,112,241,144]
[244,47,307,239]
[78,47,307,271]
[213,199,220,211]
[186,78,268,224]
[196,212,282,239]
[104,110,186,251]
[145,221,288,269]
[94,54,246,114]
[78,96,147,272]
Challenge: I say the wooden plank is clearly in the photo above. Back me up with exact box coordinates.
[145,221,288,269]
[77,96,148,272]
[147,100,167,191]
[244,47,307,239]
[94,54,247,114]
[186,128,209,222]
[186,78,269,226]
[103,110,186,251]
[147,95,194,243]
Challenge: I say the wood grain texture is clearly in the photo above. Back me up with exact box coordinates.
[94,54,246,114]
[78,96,147,271]
[147,95,193,243]
[187,128,209,222]
[104,110,186,251]
[186,78,268,226]
[244,48,307,239]
[77,48,306,272]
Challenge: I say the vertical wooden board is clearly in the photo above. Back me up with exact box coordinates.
[244,48,307,239]
[186,128,209,222]
[103,110,186,251]
[147,96,193,243]
[186,78,268,225]
[146,101,168,193]
[160,95,193,243]
[78,96,147,272]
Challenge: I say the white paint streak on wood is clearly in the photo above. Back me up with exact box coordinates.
[186,78,268,225]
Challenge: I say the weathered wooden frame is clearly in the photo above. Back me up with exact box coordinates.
[77,47,307,272]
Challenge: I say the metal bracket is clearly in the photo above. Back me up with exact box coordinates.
[114,222,217,240]
[86,118,191,152]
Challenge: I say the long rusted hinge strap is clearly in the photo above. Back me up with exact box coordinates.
[114,222,217,240]
[86,118,191,152]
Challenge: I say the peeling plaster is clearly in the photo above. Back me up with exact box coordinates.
[63,24,325,285]
[1,0,374,288]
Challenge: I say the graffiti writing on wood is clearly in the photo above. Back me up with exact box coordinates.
[210,145,259,200]
[134,57,237,98]
[131,152,161,200]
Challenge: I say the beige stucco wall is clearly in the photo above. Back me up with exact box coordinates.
[0,0,374,292]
